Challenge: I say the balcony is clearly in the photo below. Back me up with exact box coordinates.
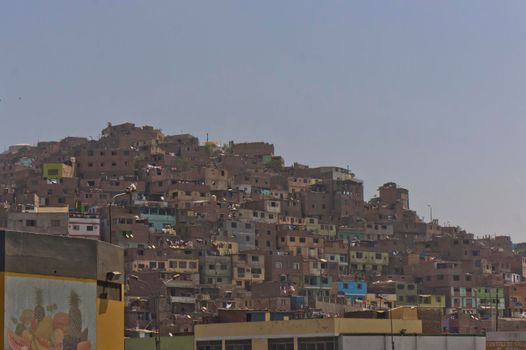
[170,296,196,304]
[165,280,195,288]
[197,294,211,301]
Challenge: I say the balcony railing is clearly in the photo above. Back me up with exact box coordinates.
[170,296,196,304]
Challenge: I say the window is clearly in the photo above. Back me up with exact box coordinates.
[189,262,197,269]
[406,295,417,303]
[397,284,405,290]
[25,220,36,227]
[231,222,238,228]
[179,261,187,268]
[453,275,460,281]
[375,253,382,260]
[298,337,336,350]
[86,225,94,231]
[251,255,259,262]
[226,339,252,350]
[73,225,80,231]
[289,237,296,242]
[197,341,222,350]
[299,237,306,243]
[407,284,415,290]
[220,264,227,270]
[268,338,294,350]
[356,252,363,259]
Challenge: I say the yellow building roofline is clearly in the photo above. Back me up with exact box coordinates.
[34,206,69,213]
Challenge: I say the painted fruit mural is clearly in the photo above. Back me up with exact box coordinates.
[5,275,96,350]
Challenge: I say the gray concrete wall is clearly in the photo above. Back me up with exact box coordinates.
[1,230,123,282]
[97,239,125,281]
[340,335,486,350]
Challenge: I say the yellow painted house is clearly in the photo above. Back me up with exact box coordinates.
[418,294,446,309]
[42,162,74,180]
[213,239,239,256]
[0,230,125,350]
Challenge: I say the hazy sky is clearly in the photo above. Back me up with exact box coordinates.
[2,1,526,240]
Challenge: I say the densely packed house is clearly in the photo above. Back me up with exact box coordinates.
[1,122,525,335]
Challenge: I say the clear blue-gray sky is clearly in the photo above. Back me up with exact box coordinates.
[1,1,526,240]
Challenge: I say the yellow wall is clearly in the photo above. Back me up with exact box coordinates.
[43,163,73,179]
[253,338,267,350]
[96,289,125,350]
[390,306,419,320]
[195,318,422,340]
[214,240,239,256]
[418,295,445,308]
[43,163,64,179]
[0,272,4,348]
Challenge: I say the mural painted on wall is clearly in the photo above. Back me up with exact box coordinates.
[5,275,97,350]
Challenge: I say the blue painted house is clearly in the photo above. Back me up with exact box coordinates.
[139,206,176,232]
[337,280,367,302]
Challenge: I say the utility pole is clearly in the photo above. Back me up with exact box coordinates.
[390,303,395,350]
[427,205,433,223]
[377,294,395,350]
[495,288,499,332]
[129,275,162,350]
[108,184,137,244]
